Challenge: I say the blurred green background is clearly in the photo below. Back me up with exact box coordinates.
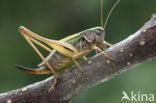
[0,0,156,103]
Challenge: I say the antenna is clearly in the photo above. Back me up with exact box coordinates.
[101,0,103,27]
[103,0,120,29]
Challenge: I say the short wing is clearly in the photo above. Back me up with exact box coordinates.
[60,32,83,43]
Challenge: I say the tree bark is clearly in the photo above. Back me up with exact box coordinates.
[1,14,156,103]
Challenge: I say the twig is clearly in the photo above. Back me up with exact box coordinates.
[1,14,156,103]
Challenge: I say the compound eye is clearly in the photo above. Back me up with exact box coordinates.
[95,29,102,36]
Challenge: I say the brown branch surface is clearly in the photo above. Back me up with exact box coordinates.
[1,14,156,103]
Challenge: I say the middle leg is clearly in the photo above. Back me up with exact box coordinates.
[72,51,89,79]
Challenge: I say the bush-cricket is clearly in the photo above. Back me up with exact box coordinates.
[16,0,120,91]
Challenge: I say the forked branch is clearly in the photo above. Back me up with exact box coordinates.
[1,14,156,103]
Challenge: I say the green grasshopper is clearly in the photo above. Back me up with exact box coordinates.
[16,0,120,90]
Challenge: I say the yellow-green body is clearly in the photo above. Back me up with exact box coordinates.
[16,27,103,74]
[38,50,83,73]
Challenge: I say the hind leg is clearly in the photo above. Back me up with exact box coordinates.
[19,26,59,78]
[48,76,58,92]
[19,27,60,92]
